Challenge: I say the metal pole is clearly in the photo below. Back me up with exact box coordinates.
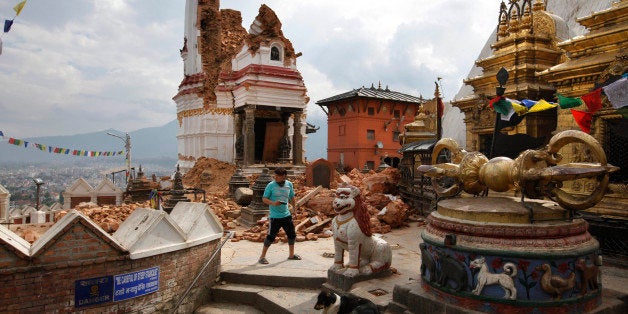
[171,231,234,313]
[36,184,41,210]
[107,132,132,184]
[125,133,131,183]
[489,113,500,159]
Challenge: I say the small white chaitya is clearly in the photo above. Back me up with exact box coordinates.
[174,1,309,172]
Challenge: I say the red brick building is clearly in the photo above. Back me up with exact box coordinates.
[317,84,424,171]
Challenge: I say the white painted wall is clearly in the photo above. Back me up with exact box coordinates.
[175,2,308,172]
[183,0,202,76]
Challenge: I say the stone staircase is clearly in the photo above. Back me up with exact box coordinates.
[195,265,326,313]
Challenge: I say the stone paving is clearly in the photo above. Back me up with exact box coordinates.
[197,222,628,313]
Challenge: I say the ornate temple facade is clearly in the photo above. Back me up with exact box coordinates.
[174,1,309,172]
[399,84,443,145]
[537,0,627,261]
[452,0,626,261]
[451,0,570,155]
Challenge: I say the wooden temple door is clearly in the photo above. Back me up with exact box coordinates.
[262,121,284,162]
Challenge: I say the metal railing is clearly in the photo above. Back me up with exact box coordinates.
[171,231,234,313]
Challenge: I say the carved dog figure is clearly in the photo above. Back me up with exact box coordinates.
[419,243,437,282]
[434,250,468,292]
[576,258,599,295]
[330,184,392,277]
[470,257,517,300]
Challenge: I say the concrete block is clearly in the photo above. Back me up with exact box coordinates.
[169,202,223,243]
[113,207,186,258]
[235,187,253,206]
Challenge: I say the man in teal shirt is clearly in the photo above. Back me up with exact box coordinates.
[258,167,301,264]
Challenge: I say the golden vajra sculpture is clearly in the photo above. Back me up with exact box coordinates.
[418,130,618,211]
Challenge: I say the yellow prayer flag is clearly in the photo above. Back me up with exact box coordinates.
[13,1,27,16]
[511,103,528,115]
[528,99,557,113]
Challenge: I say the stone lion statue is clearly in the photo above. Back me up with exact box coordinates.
[330,184,392,277]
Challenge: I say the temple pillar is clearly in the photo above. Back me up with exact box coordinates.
[244,106,256,165]
[292,111,303,165]
[279,112,292,164]
[234,113,244,165]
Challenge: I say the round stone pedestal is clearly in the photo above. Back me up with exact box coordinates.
[420,197,601,313]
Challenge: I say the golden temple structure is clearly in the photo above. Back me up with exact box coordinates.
[451,0,565,153]
[537,0,627,251]
[399,84,442,145]
[452,0,627,262]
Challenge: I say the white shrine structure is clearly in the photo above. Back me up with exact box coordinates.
[174,1,309,173]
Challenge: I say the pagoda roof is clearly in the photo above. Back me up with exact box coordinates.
[398,139,437,153]
[316,85,423,105]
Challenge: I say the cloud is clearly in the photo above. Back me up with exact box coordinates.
[226,0,496,103]
[0,0,498,157]
[0,0,184,137]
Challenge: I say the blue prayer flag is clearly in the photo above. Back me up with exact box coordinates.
[4,19,14,33]
[521,99,537,109]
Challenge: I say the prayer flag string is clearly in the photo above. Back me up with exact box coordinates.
[0,131,124,157]
[487,76,628,133]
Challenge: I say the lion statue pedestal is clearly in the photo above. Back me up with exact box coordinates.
[326,184,393,291]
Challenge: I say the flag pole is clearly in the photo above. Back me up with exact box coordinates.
[489,67,509,159]
[2,1,28,40]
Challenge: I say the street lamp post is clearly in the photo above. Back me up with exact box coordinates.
[33,178,44,210]
[107,132,132,184]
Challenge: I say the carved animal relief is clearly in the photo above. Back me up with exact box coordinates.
[470,257,517,300]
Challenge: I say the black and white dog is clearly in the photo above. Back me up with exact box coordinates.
[314,290,379,314]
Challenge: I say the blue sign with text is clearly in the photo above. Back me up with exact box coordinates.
[113,266,160,301]
[74,276,113,308]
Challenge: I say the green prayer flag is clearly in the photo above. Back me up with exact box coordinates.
[557,93,583,109]
[617,107,628,119]
[493,99,512,116]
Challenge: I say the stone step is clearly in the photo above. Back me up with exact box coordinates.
[219,266,327,289]
[207,283,321,314]
[195,302,264,314]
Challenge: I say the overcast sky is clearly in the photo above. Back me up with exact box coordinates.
[0,0,498,140]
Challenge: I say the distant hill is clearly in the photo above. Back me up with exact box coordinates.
[1,117,328,165]
[0,120,178,164]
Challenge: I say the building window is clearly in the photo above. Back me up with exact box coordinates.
[394,110,400,119]
[367,107,375,115]
[367,129,375,140]
[339,125,346,136]
[338,107,346,116]
[271,46,281,61]
[393,131,400,142]
[366,161,375,170]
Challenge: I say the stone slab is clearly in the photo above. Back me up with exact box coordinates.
[438,196,567,224]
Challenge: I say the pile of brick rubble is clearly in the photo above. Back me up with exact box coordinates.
[13,158,423,244]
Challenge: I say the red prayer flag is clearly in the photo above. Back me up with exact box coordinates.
[488,96,502,108]
[581,88,603,114]
[571,109,592,133]
[8,137,15,144]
